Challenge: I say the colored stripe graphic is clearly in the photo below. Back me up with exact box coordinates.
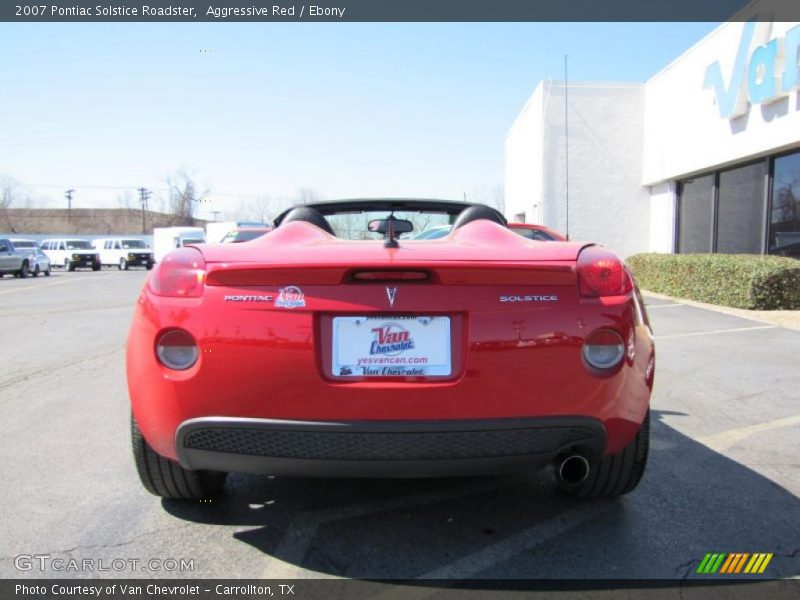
[744,553,773,574]
[720,553,749,573]
[697,552,773,574]
[697,553,726,573]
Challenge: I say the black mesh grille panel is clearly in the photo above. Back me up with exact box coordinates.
[182,426,596,461]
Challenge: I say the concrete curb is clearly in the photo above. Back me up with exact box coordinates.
[642,290,800,332]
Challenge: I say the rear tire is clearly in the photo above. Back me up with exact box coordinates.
[560,410,649,499]
[131,415,227,500]
[119,258,127,271]
[33,265,40,277]
[18,262,29,278]
[45,266,51,276]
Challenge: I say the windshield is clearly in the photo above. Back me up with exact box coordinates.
[66,241,92,250]
[121,240,147,249]
[325,211,451,240]
[413,226,451,240]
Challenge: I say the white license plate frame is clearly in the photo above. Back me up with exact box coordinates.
[332,315,451,377]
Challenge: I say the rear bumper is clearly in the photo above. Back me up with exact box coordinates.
[175,417,606,478]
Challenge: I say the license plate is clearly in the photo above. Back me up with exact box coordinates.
[332,316,451,377]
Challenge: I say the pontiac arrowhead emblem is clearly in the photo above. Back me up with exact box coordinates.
[386,287,397,307]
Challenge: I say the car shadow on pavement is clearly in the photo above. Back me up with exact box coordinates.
[162,410,800,583]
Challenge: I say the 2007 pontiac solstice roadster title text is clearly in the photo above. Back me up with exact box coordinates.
[127,199,654,500]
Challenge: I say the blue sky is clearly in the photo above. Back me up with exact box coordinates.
[0,22,718,218]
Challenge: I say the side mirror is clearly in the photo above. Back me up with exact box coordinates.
[368,218,414,235]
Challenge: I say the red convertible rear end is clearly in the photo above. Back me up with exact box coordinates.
[127,200,654,500]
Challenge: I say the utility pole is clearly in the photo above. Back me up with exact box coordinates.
[137,187,151,234]
[564,54,570,241]
[65,189,75,219]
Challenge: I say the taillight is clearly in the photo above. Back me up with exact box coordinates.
[156,329,198,370]
[148,247,205,298]
[583,329,625,370]
[577,246,633,297]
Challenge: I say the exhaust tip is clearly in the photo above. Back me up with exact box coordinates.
[558,455,590,486]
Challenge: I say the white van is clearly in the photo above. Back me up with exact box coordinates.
[92,238,154,270]
[40,238,101,271]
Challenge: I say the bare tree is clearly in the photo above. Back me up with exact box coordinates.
[0,175,41,232]
[164,169,209,222]
[295,187,322,204]
[0,174,25,209]
[466,183,505,213]
[116,190,135,210]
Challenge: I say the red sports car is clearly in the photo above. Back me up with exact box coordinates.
[508,222,567,241]
[128,199,654,500]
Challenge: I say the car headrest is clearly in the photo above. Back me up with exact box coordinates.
[451,205,508,230]
[279,206,335,235]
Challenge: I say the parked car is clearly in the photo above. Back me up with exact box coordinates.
[220,227,272,243]
[32,248,51,277]
[128,199,654,500]
[508,222,567,241]
[0,238,36,278]
[9,238,39,252]
[152,227,206,263]
[40,238,101,271]
[92,238,154,270]
[412,222,565,242]
[208,221,270,244]
[8,238,51,277]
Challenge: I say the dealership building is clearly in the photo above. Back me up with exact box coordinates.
[505,18,800,259]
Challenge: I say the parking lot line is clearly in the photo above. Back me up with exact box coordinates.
[369,501,616,599]
[260,476,519,579]
[0,275,94,295]
[656,325,777,340]
[646,303,686,309]
[696,414,800,453]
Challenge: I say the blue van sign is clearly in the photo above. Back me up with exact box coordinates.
[704,21,800,119]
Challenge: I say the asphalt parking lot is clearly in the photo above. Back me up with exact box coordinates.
[0,270,798,583]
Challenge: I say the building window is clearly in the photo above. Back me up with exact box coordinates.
[769,151,800,258]
[717,161,766,254]
[513,212,526,222]
[677,175,714,253]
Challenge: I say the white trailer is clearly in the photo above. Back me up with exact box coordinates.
[152,227,206,263]
[206,221,238,244]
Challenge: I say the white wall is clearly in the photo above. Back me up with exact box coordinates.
[505,83,545,224]
[541,83,650,259]
[506,15,799,257]
[643,20,800,185]
[648,182,676,253]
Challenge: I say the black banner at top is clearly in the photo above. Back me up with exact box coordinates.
[2,0,800,22]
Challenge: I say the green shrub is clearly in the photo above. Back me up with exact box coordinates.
[626,253,800,310]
